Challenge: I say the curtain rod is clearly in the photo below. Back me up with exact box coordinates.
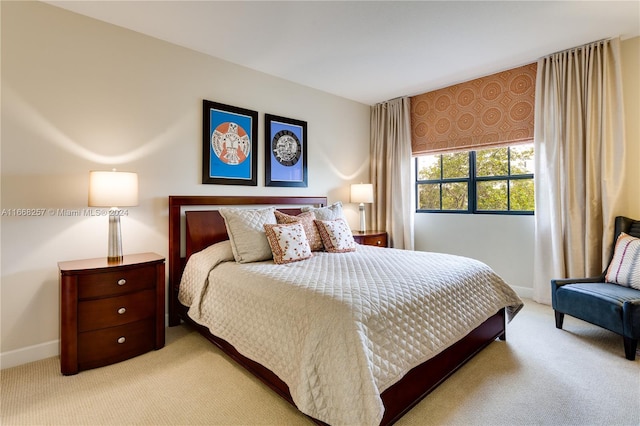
[541,37,612,59]
[375,95,409,107]
[385,37,613,104]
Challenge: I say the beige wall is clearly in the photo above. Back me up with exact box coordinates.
[415,36,640,298]
[0,2,370,366]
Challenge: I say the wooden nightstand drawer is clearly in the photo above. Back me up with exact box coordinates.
[359,235,387,247]
[78,264,156,299]
[78,319,155,370]
[78,289,156,332]
[352,231,388,248]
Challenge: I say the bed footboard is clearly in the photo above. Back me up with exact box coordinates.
[177,300,505,426]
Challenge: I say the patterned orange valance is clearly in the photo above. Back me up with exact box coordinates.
[410,63,537,155]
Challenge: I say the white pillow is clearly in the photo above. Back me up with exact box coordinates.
[264,222,313,264]
[314,218,356,253]
[219,207,276,263]
[301,201,345,221]
[274,210,323,252]
[605,232,640,290]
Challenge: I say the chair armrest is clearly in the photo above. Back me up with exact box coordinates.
[551,276,605,287]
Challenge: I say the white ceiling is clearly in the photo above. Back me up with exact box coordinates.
[46,1,640,105]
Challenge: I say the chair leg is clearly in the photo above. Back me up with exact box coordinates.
[623,336,637,361]
[554,311,564,329]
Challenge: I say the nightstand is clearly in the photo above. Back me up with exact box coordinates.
[352,230,388,248]
[59,252,165,375]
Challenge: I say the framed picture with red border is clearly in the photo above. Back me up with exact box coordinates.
[202,99,258,186]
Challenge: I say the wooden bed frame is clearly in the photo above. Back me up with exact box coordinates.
[168,195,506,425]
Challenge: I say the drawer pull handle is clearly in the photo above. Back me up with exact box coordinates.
[117,279,126,286]
[117,337,126,344]
[376,240,382,245]
[117,307,126,315]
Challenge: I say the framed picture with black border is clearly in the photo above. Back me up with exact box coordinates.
[265,114,308,187]
[202,99,258,185]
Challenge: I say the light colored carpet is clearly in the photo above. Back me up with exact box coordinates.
[1,299,638,426]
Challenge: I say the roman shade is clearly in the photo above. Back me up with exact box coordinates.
[410,63,537,155]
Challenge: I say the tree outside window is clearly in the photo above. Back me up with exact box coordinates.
[416,144,534,214]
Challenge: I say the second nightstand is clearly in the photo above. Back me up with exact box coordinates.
[352,230,388,248]
[59,252,165,375]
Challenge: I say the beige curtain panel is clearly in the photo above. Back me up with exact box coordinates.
[370,97,414,250]
[533,38,627,305]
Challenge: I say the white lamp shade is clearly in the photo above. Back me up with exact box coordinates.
[351,183,374,204]
[88,170,139,207]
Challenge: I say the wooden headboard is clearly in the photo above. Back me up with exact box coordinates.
[168,195,327,325]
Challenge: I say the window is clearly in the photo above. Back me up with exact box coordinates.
[415,144,534,214]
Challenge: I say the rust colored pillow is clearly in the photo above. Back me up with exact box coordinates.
[275,210,324,251]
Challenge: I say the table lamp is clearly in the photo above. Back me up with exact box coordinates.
[350,183,374,233]
[88,170,139,263]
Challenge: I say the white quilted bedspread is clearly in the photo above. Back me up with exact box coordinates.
[179,242,523,426]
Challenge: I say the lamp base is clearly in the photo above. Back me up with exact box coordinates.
[107,213,123,264]
[359,203,366,233]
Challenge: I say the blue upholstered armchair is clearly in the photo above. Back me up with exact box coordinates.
[551,216,640,360]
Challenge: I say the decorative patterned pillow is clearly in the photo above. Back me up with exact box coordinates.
[264,222,313,264]
[605,232,640,290]
[301,201,345,221]
[219,207,276,263]
[314,218,356,253]
[274,210,323,251]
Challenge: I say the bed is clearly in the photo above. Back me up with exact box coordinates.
[168,195,523,425]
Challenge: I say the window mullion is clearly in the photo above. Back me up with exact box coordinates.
[470,151,476,213]
[507,148,511,211]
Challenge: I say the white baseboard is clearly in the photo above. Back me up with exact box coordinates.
[1,339,59,370]
[1,315,171,370]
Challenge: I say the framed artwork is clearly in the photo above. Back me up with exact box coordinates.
[265,114,308,187]
[202,99,258,185]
